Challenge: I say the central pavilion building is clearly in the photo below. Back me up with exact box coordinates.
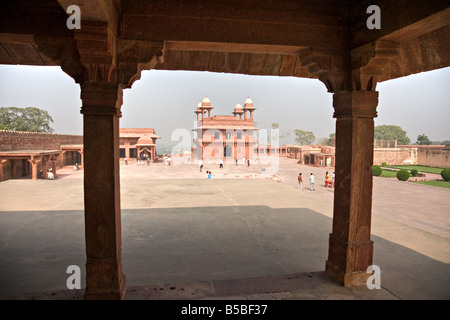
[192,96,259,163]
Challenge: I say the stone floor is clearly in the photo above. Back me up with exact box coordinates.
[0,157,449,301]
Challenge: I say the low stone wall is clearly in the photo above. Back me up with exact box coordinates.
[373,147,416,165]
[0,130,82,151]
[418,147,450,167]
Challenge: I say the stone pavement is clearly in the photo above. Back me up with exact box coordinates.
[0,157,449,300]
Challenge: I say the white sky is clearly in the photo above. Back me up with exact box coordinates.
[0,65,449,148]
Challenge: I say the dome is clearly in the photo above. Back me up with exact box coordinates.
[234,103,242,109]
[202,96,211,104]
[244,97,253,105]
[196,102,202,109]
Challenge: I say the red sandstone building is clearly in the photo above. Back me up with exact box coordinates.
[119,128,160,162]
[0,128,160,181]
[192,96,259,163]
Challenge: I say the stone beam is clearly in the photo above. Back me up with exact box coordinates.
[120,0,346,51]
[350,0,450,49]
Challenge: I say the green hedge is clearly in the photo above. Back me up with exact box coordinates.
[410,169,418,177]
[372,165,382,176]
[441,168,450,181]
[396,169,410,181]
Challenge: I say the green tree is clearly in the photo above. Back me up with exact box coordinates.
[294,129,316,145]
[416,133,432,145]
[374,125,410,145]
[0,107,54,133]
[328,133,335,146]
[317,137,329,146]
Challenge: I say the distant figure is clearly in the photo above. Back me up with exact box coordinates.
[235,159,238,166]
[48,169,54,180]
[208,171,212,179]
[309,173,315,191]
[199,159,203,172]
[331,172,335,188]
[74,163,80,171]
[247,159,250,167]
[125,157,128,165]
[146,157,150,166]
[298,173,303,190]
[137,158,140,165]
[219,159,223,168]
[325,171,330,188]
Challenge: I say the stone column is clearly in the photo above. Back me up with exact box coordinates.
[0,159,3,182]
[42,156,49,179]
[80,81,126,299]
[326,90,379,286]
[51,157,57,177]
[30,157,39,180]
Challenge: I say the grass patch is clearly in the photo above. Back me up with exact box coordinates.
[380,170,398,178]
[387,165,447,174]
[413,180,450,189]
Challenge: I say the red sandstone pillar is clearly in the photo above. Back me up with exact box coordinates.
[326,90,378,286]
[0,159,3,182]
[80,81,126,300]
[30,159,38,180]
[42,156,49,179]
[52,158,57,178]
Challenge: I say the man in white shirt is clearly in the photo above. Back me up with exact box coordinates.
[309,173,315,191]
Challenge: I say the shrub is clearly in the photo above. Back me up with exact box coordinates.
[441,168,450,181]
[372,165,382,176]
[396,169,410,181]
[410,169,418,177]
[381,162,387,167]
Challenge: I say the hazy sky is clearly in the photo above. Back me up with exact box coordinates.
[0,65,449,148]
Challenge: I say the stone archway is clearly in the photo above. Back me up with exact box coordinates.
[1,0,449,299]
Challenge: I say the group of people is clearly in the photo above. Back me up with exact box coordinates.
[297,171,335,191]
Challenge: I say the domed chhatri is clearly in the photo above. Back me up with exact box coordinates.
[234,102,242,109]
[201,96,211,106]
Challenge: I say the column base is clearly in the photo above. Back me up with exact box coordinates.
[84,274,126,300]
[325,260,370,287]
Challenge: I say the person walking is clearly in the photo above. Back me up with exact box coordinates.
[219,159,223,168]
[298,173,303,190]
[325,171,330,188]
[199,159,203,172]
[309,173,315,191]
[247,159,250,167]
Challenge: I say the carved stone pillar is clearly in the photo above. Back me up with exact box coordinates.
[326,90,379,286]
[80,81,126,300]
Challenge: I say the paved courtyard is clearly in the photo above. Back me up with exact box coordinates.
[0,157,449,300]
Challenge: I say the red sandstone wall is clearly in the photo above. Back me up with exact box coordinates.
[373,148,414,165]
[418,148,450,167]
[0,130,83,151]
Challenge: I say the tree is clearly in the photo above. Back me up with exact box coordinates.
[374,125,410,145]
[0,107,54,133]
[294,129,315,145]
[416,133,432,145]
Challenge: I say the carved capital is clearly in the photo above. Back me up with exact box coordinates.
[80,81,122,117]
[333,91,379,119]
[73,22,118,83]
